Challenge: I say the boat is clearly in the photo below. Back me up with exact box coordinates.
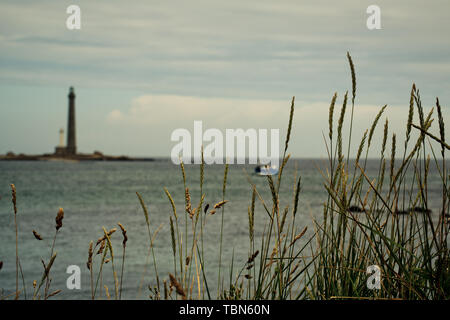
[254,164,279,176]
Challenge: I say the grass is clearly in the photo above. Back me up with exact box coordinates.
[1,53,448,300]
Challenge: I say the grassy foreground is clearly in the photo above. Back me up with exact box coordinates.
[2,53,449,300]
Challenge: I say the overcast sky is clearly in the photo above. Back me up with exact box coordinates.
[0,0,449,158]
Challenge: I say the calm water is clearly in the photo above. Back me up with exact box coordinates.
[0,159,445,299]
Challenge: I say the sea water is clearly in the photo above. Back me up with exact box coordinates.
[0,159,446,299]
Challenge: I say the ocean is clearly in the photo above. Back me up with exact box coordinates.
[0,159,446,299]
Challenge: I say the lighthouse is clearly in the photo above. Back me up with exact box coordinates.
[66,87,77,155]
[54,87,77,156]
[59,128,64,147]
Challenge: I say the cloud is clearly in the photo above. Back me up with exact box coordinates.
[103,93,438,158]
[1,0,450,103]
[107,94,289,128]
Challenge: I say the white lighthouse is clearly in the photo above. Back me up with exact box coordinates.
[59,128,64,147]
[55,128,67,155]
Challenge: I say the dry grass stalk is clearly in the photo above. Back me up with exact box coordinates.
[289,227,308,247]
[96,228,116,246]
[337,92,348,160]
[248,187,256,243]
[102,226,119,299]
[104,285,111,300]
[46,207,65,298]
[10,184,22,300]
[436,97,446,156]
[217,164,229,294]
[47,289,61,298]
[346,52,357,162]
[200,145,205,194]
[411,124,450,150]
[151,223,164,247]
[34,252,57,297]
[117,222,127,300]
[265,245,279,269]
[164,279,168,300]
[390,134,396,187]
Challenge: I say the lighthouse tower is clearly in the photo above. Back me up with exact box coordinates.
[66,87,77,155]
[59,129,64,147]
[54,87,77,156]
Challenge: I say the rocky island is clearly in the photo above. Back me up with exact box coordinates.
[0,87,153,162]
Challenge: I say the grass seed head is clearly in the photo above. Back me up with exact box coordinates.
[96,228,116,246]
[97,240,106,255]
[32,230,43,240]
[10,184,17,215]
[55,207,64,231]
[169,273,186,299]
[87,241,93,270]
[213,200,228,209]
[247,250,259,264]
[118,222,128,247]
[185,187,193,218]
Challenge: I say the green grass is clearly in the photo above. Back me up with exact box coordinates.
[2,53,448,300]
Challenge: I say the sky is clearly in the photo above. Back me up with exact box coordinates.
[0,0,449,158]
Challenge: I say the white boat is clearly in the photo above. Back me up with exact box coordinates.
[254,164,279,176]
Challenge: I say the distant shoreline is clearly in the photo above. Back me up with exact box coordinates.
[0,153,154,162]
